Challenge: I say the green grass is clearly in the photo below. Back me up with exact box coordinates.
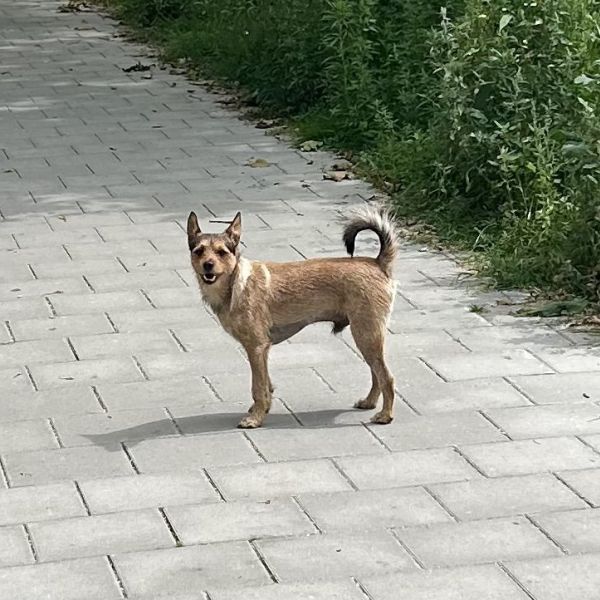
[102,0,600,306]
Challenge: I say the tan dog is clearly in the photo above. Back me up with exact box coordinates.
[187,206,399,428]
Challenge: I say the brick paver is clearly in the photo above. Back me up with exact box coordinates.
[1,0,600,597]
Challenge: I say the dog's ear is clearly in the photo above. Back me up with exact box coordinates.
[187,212,201,251]
[225,212,242,247]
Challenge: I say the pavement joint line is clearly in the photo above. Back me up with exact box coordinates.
[91,385,109,413]
[26,263,38,280]
[248,538,279,583]
[74,480,93,516]
[417,356,449,383]
[0,456,10,488]
[4,321,16,343]
[241,432,268,463]
[277,397,304,427]
[526,348,558,374]
[22,523,39,562]
[131,355,150,380]
[202,468,227,502]
[201,375,225,402]
[503,376,537,405]
[524,513,568,555]
[422,485,459,522]
[44,296,57,317]
[106,555,129,599]
[497,562,538,600]
[105,311,119,333]
[389,527,425,569]
[552,472,596,508]
[576,435,600,458]
[163,406,184,436]
[352,576,376,600]
[329,458,359,491]
[121,442,140,474]
[310,367,337,393]
[452,446,488,478]
[478,410,513,441]
[66,337,80,361]
[158,507,183,547]
[82,274,96,292]
[362,422,392,452]
[167,328,187,352]
[290,495,323,534]
[24,365,39,391]
[48,418,64,449]
[115,256,129,273]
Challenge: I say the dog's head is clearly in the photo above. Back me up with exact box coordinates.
[187,211,242,290]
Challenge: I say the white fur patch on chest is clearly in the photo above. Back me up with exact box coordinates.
[231,257,253,308]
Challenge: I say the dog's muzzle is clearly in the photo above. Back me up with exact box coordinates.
[201,273,218,284]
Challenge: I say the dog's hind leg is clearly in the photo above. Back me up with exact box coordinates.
[350,320,395,424]
[239,341,272,428]
[354,368,380,410]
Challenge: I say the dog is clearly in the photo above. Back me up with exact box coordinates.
[187,205,399,428]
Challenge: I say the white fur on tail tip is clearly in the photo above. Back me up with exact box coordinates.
[348,204,398,247]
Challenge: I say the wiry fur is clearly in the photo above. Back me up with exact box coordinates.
[342,205,399,278]
[187,207,400,429]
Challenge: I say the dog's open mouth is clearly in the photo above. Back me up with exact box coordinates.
[201,273,218,284]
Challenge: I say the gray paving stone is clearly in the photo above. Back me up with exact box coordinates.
[95,375,218,411]
[9,314,113,341]
[108,306,213,332]
[0,557,122,600]
[361,565,529,600]
[423,350,553,381]
[0,526,34,567]
[85,270,186,292]
[0,366,34,393]
[137,349,247,380]
[336,448,478,490]
[459,437,600,477]
[533,508,600,553]
[0,297,51,320]
[369,411,506,451]
[0,277,91,300]
[506,554,600,600]
[28,357,144,389]
[209,459,353,501]
[429,473,585,520]
[69,331,180,359]
[4,445,134,487]
[79,473,220,513]
[485,403,600,439]
[29,258,125,279]
[0,419,58,453]
[557,469,600,507]
[49,290,152,315]
[534,347,600,373]
[256,531,414,582]
[396,517,560,568]
[113,543,271,595]
[0,387,102,422]
[0,482,86,526]
[248,426,386,461]
[128,432,262,473]
[209,580,367,600]
[166,497,315,544]
[0,339,74,367]
[510,372,600,404]
[29,509,174,561]
[52,408,178,447]
[298,486,451,532]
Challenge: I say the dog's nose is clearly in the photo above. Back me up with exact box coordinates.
[203,260,214,272]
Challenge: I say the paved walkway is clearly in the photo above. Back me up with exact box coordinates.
[1,1,600,598]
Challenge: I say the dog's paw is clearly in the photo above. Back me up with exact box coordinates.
[354,399,377,410]
[238,415,263,429]
[370,411,393,424]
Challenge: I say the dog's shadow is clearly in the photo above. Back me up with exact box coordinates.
[85,408,364,451]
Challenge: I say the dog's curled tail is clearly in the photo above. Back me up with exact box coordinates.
[342,205,399,277]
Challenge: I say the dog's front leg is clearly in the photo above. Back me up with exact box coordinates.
[238,342,271,429]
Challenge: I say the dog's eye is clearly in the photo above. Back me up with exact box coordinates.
[193,247,205,257]
[217,248,228,257]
